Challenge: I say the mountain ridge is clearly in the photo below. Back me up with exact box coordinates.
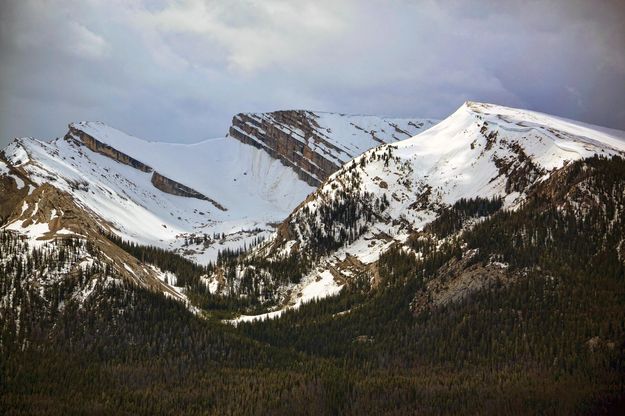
[3,101,624,314]
[0,110,437,269]
[229,110,437,185]
[220,101,625,322]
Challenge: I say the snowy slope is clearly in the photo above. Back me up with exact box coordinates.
[229,101,625,322]
[297,101,625,251]
[0,177,202,314]
[311,112,436,166]
[2,130,313,265]
[70,121,310,212]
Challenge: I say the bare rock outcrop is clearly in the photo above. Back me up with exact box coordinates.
[229,111,336,186]
[67,125,224,207]
[229,110,433,186]
[151,172,226,211]
[66,125,153,173]
[411,252,518,314]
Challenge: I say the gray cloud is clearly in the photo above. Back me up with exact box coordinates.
[1,0,624,148]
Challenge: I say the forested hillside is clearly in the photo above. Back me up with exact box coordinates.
[2,156,624,415]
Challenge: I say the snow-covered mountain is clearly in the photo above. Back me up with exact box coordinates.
[5,101,624,323]
[1,112,434,267]
[226,102,625,321]
[1,124,309,265]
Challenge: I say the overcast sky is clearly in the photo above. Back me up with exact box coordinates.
[1,0,624,148]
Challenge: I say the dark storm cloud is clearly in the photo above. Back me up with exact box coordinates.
[1,0,624,148]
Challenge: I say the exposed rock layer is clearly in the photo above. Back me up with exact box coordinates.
[229,110,432,186]
[67,126,220,205]
[67,126,153,172]
[229,111,333,186]
[151,172,226,211]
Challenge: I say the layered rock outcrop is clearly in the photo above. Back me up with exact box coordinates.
[229,111,333,186]
[67,126,221,206]
[151,172,226,211]
[229,110,435,186]
[66,126,153,173]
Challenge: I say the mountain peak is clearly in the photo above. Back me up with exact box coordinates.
[223,103,625,321]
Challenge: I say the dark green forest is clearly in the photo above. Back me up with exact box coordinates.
[1,156,625,414]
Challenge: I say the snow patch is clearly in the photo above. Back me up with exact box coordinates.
[229,270,343,324]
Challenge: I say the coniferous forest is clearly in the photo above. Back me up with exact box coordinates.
[1,157,625,415]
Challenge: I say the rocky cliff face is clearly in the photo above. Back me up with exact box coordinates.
[151,172,226,211]
[66,125,217,204]
[66,126,153,173]
[229,110,436,186]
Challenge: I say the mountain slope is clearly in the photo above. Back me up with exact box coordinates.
[225,102,625,320]
[0,109,438,330]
